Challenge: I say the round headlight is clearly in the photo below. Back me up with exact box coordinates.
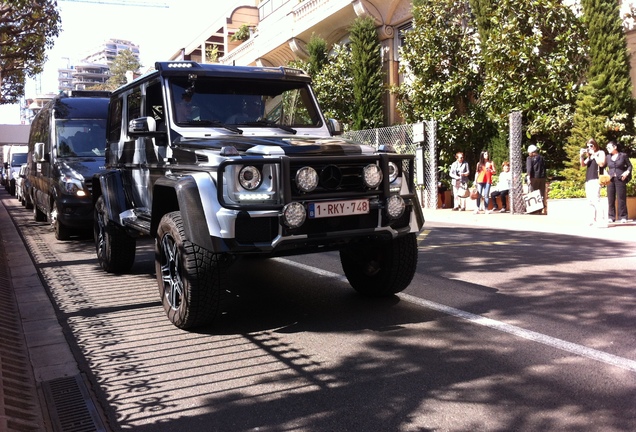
[282,202,306,228]
[388,162,399,183]
[296,166,318,192]
[386,195,405,219]
[238,166,262,190]
[363,164,383,188]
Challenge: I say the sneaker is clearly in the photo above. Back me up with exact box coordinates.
[609,218,615,223]
[499,208,507,213]
[473,209,479,214]
[485,210,491,214]
[620,219,627,224]
[459,208,465,212]
[452,207,459,211]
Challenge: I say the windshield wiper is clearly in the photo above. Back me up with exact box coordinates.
[245,120,297,135]
[178,120,243,134]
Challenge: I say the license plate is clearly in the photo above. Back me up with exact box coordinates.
[308,199,369,219]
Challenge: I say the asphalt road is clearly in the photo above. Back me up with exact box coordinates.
[4,193,636,432]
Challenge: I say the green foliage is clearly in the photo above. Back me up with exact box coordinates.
[479,0,587,165]
[395,0,495,170]
[230,24,252,42]
[0,0,61,104]
[290,44,354,128]
[306,34,328,78]
[206,45,219,63]
[349,16,384,130]
[564,0,635,192]
[101,50,142,91]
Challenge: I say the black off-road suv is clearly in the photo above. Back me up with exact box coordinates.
[93,61,424,329]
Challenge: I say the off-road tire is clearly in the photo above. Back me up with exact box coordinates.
[339,233,418,297]
[155,211,228,330]
[94,195,136,273]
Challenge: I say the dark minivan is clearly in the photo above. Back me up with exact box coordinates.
[28,90,110,240]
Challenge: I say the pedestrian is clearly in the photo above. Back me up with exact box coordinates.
[473,150,496,214]
[605,141,632,223]
[580,138,606,226]
[437,172,448,209]
[490,161,511,212]
[526,144,547,213]
[449,152,470,211]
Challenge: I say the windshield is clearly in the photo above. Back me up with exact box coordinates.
[11,153,27,165]
[169,77,322,128]
[55,119,107,157]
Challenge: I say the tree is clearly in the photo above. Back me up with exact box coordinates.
[567,0,634,166]
[0,0,61,104]
[98,50,142,91]
[396,0,494,169]
[349,16,384,130]
[478,0,587,169]
[306,34,328,79]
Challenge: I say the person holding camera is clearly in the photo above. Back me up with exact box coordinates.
[580,138,606,226]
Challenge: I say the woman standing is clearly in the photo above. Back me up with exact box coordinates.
[474,150,496,214]
[580,138,606,226]
[449,152,470,211]
[605,141,632,223]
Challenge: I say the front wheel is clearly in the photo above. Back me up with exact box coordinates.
[94,195,136,273]
[340,233,419,297]
[155,211,228,330]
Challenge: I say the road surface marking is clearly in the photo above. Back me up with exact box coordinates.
[274,258,636,373]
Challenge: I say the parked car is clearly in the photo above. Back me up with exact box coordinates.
[27,90,110,240]
[92,61,424,330]
[4,145,28,196]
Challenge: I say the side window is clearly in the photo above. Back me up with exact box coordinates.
[127,89,142,126]
[108,98,123,142]
[146,81,165,130]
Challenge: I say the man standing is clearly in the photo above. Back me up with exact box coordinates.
[526,144,547,213]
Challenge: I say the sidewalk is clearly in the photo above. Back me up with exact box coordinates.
[422,204,636,243]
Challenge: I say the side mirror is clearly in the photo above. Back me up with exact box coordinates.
[128,116,157,135]
[327,118,342,136]
[34,142,45,162]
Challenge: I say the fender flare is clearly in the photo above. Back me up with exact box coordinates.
[152,173,225,252]
[94,170,130,225]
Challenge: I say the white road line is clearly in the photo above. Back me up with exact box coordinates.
[274,258,636,373]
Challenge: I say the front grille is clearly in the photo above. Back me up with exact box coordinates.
[289,161,371,198]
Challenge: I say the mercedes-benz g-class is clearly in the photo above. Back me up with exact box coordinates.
[93,61,424,329]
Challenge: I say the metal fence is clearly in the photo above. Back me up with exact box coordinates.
[344,121,439,209]
[345,115,530,213]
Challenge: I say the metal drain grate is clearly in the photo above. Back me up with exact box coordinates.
[41,376,106,432]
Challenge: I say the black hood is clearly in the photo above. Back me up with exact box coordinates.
[56,157,105,178]
[173,136,376,156]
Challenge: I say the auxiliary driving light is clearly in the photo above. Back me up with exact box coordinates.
[386,195,405,219]
[296,166,318,192]
[363,164,383,188]
[282,202,306,228]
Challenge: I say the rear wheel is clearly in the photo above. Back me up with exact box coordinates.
[340,233,418,297]
[156,211,228,330]
[94,195,136,273]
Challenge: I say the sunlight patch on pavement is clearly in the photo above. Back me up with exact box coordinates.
[275,258,636,374]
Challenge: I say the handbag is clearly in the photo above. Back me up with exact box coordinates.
[458,184,470,198]
[470,187,479,200]
[599,167,610,186]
